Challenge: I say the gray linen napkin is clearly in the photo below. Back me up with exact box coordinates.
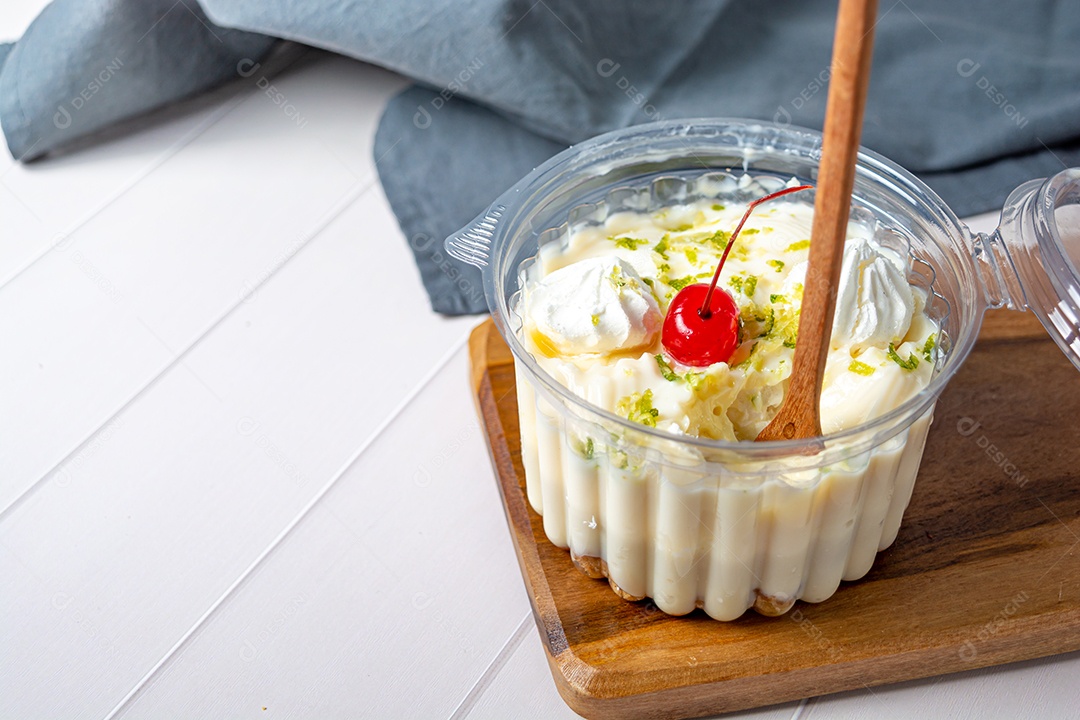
[0,0,275,161]
[3,1,1079,314]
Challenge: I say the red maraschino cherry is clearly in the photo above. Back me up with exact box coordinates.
[662,284,741,366]
[661,184,814,367]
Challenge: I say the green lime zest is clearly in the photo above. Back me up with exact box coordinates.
[655,354,680,382]
[616,389,660,427]
[706,229,731,251]
[656,353,707,388]
[767,259,785,272]
[653,237,670,260]
[613,236,649,250]
[922,333,937,362]
[849,359,876,376]
[762,307,775,336]
[887,343,920,371]
[785,239,811,252]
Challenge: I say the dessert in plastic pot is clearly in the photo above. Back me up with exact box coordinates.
[446,119,1080,621]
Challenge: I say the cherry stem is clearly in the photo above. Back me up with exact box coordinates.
[699,184,815,318]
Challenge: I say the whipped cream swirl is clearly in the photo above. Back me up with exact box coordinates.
[787,237,915,351]
[525,256,662,356]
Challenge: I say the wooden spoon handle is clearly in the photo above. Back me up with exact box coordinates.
[757,0,877,442]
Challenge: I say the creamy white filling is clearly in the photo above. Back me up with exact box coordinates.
[521,197,937,441]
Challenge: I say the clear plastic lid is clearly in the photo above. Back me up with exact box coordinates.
[980,168,1080,372]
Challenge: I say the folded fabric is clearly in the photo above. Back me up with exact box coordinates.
[3,1,1079,315]
[374,86,563,315]
[374,86,1080,315]
[365,0,1080,313]
[0,0,275,161]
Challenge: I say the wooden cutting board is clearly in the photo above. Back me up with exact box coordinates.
[468,311,1080,720]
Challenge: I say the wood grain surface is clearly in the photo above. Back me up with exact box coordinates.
[469,311,1080,719]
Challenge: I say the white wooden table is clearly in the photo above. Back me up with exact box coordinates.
[3,4,1078,718]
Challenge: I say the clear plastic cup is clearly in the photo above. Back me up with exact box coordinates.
[447,119,1080,620]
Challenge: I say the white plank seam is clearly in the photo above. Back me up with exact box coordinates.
[104,328,473,719]
[0,174,377,524]
[0,99,241,290]
[453,612,534,720]
[0,46,311,291]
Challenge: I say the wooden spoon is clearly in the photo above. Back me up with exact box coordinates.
[757,0,878,442]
